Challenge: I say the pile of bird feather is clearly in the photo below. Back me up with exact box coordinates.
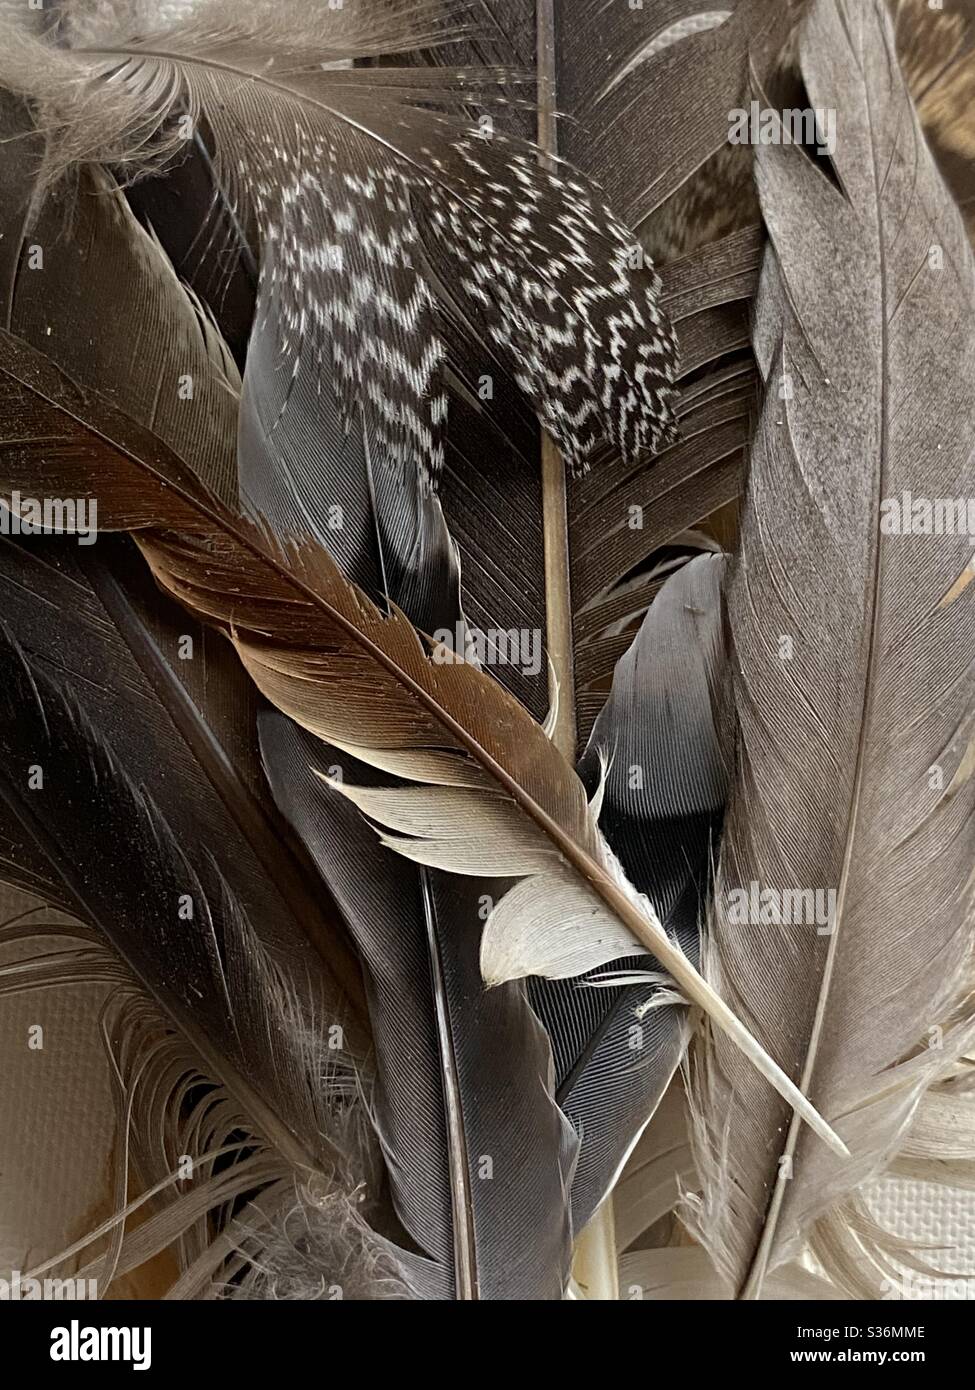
[0,0,971,1301]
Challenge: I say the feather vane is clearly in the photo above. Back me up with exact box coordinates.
[687,0,975,1298]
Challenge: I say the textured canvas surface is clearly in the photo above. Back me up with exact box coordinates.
[0,887,116,1279]
[866,1178,975,1300]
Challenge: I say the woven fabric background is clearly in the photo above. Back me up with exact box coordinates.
[865,1178,975,1299]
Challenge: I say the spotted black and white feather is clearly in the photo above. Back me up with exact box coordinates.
[421,139,678,467]
[0,0,678,478]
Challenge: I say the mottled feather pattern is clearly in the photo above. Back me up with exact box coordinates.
[250,138,448,476]
[422,138,678,470]
[166,108,678,477]
[0,4,679,480]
